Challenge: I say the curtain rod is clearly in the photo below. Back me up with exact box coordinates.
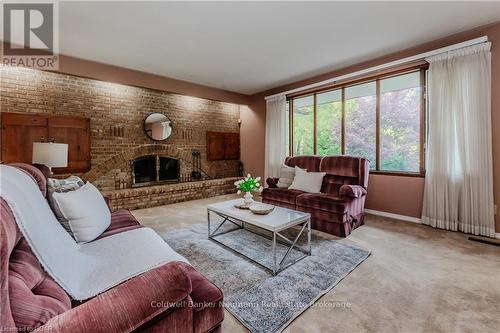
[265,36,488,100]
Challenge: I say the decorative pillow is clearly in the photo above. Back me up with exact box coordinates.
[52,182,111,243]
[47,176,85,229]
[288,166,326,193]
[277,165,296,188]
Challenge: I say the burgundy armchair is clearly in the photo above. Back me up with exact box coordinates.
[1,164,223,333]
[262,155,370,237]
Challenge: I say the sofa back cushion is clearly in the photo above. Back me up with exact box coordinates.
[9,163,48,197]
[319,156,370,195]
[284,156,322,172]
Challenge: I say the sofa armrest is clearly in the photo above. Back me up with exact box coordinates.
[339,185,367,198]
[266,177,279,188]
[36,261,193,333]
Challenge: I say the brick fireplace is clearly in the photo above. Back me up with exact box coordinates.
[0,66,241,209]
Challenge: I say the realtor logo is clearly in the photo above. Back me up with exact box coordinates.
[1,1,59,69]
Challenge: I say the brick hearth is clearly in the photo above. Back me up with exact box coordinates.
[103,177,238,210]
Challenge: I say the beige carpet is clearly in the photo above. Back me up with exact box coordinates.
[132,194,500,333]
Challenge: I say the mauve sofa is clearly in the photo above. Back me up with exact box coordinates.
[262,155,370,237]
[1,163,223,333]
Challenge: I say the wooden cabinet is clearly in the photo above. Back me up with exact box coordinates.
[223,133,240,160]
[1,112,91,173]
[48,116,91,173]
[206,131,240,161]
[207,132,225,161]
[1,113,48,165]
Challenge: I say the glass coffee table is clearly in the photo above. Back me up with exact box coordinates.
[207,199,311,275]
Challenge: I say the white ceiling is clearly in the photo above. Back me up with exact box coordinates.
[59,1,500,95]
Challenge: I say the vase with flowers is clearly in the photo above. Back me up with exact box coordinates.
[234,174,263,206]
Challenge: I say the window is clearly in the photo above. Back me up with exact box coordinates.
[380,72,421,172]
[316,90,342,156]
[345,82,377,168]
[288,68,425,175]
[292,95,314,155]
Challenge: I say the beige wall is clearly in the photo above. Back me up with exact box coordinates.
[241,22,500,232]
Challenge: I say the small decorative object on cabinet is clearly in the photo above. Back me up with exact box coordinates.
[234,174,263,207]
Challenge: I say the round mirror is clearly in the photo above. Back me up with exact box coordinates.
[144,113,172,141]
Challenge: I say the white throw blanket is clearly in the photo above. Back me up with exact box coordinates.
[0,165,188,300]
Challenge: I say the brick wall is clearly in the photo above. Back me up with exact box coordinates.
[0,66,241,191]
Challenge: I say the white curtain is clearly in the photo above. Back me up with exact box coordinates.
[422,43,495,237]
[265,95,287,179]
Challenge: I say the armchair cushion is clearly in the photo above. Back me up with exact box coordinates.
[339,185,367,198]
[36,261,193,333]
[261,188,305,205]
[296,193,348,214]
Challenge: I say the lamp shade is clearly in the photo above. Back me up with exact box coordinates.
[32,142,68,168]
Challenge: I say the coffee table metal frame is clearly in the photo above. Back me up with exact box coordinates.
[207,207,311,276]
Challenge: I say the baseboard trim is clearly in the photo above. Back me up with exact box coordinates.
[364,209,421,224]
[365,209,500,236]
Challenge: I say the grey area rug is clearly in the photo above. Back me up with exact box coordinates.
[161,222,370,333]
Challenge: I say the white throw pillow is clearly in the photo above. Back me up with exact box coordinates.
[288,166,326,193]
[47,176,85,228]
[277,165,296,188]
[52,182,111,243]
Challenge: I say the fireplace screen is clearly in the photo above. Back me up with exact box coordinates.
[159,157,179,181]
[132,155,179,186]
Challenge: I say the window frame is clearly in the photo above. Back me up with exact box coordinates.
[288,65,427,177]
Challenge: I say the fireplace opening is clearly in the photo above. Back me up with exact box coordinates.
[133,156,156,184]
[132,155,180,187]
[159,157,179,181]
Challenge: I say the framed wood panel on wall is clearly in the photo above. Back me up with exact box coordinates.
[1,113,48,165]
[223,132,240,160]
[207,131,240,161]
[48,116,91,173]
[1,112,91,173]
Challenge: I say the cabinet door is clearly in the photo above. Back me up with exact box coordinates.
[1,113,48,164]
[224,133,240,160]
[48,116,91,173]
[207,132,225,161]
